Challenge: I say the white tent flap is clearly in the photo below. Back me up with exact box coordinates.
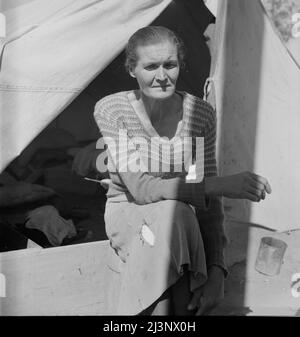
[213,0,300,231]
[0,0,172,172]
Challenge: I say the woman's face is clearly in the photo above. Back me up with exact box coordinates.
[130,40,180,100]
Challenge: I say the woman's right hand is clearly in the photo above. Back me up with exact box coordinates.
[206,171,272,202]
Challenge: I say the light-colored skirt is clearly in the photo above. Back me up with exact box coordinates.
[104,199,208,315]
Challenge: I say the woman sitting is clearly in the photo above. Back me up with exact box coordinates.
[94,26,271,315]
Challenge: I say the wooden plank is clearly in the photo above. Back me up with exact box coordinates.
[26,239,42,249]
[0,240,121,315]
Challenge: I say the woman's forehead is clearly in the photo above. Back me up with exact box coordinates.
[135,41,178,62]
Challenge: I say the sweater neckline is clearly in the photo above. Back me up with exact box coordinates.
[126,90,187,143]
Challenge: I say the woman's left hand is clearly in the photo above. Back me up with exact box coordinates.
[188,265,225,315]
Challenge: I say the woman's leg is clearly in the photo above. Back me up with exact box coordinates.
[170,270,194,315]
[139,288,173,315]
[140,270,195,316]
[106,200,206,315]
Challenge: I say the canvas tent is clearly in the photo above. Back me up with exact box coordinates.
[0,0,170,171]
[0,0,218,316]
[0,0,214,170]
[1,0,300,231]
[1,0,300,316]
[210,0,300,231]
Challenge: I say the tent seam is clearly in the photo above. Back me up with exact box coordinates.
[0,84,82,93]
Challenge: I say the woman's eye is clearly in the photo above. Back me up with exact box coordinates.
[144,64,158,70]
[164,63,178,69]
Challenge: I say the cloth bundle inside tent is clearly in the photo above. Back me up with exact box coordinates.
[211,0,300,231]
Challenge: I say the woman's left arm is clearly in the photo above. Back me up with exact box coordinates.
[196,102,228,276]
[190,102,228,314]
[189,199,227,315]
[195,197,227,276]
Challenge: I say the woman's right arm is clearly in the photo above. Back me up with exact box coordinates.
[94,101,211,209]
[94,99,271,206]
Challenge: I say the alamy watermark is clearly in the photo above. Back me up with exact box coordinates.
[95,129,205,182]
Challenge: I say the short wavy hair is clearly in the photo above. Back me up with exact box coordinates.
[125,26,186,73]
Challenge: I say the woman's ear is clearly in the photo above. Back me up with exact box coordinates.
[129,69,136,78]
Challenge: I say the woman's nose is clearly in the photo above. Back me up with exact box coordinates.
[155,66,167,81]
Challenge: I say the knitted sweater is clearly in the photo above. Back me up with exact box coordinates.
[94,90,227,273]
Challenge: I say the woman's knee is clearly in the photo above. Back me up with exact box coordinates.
[158,200,199,232]
[159,200,195,217]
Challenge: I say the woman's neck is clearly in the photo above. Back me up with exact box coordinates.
[135,90,182,125]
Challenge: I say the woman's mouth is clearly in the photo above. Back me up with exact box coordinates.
[152,85,171,88]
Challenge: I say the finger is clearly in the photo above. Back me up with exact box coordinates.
[249,179,265,192]
[195,297,205,316]
[244,191,261,202]
[196,298,214,316]
[251,174,272,194]
[188,296,197,311]
[265,180,272,194]
[197,304,214,316]
[196,301,219,316]
[188,289,202,311]
[247,186,267,201]
[100,179,110,189]
[247,186,263,198]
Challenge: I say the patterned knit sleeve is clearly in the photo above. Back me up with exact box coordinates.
[94,98,209,210]
[195,102,228,276]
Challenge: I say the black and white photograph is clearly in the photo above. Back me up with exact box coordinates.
[0,0,300,327]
